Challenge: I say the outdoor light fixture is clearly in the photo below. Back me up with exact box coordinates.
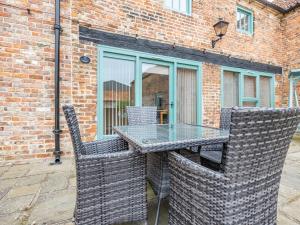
[80,55,91,64]
[212,18,229,48]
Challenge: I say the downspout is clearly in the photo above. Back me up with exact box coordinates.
[52,0,62,164]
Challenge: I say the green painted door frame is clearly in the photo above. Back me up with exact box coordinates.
[97,45,203,139]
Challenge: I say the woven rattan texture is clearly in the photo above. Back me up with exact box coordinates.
[200,107,232,163]
[63,105,147,225]
[169,107,300,225]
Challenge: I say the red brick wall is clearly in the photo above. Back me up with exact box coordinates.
[283,9,300,70]
[0,0,297,161]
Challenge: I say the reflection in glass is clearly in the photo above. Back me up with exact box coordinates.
[237,10,250,32]
[103,57,135,135]
[142,63,169,124]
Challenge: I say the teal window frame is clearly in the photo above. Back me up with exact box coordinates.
[289,69,300,107]
[97,45,202,139]
[165,0,192,15]
[221,66,275,108]
[236,6,254,35]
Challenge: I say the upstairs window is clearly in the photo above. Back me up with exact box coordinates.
[165,0,191,15]
[237,6,253,35]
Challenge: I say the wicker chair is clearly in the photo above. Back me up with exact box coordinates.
[168,107,300,225]
[63,105,147,225]
[200,107,232,165]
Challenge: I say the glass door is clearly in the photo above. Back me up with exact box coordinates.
[140,60,174,124]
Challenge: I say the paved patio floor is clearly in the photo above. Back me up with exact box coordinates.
[0,138,300,225]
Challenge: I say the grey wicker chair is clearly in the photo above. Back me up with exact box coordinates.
[168,107,300,225]
[63,105,147,225]
[200,107,232,165]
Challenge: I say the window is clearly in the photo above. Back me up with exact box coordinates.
[165,0,191,15]
[222,69,274,108]
[237,6,253,35]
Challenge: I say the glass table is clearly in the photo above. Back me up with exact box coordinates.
[113,123,229,153]
[113,123,229,225]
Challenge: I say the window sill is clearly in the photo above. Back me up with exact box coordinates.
[164,6,192,17]
[237,29,254,36]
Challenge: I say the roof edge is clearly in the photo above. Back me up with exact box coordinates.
[255,0,300,14]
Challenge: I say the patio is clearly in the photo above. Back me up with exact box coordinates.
[0,137,299,225]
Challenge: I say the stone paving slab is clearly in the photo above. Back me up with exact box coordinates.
[0,138,299,225]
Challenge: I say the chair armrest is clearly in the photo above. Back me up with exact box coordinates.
[169,152,228,182]
[83,137,128,155]
[77,149,136,162]
[168,152,229,223]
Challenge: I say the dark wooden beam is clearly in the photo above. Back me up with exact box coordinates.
[79,26,282,74]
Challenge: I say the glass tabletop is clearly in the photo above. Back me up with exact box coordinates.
[113,124,229,153]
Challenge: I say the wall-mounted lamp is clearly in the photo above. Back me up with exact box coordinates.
[212,18,229,48]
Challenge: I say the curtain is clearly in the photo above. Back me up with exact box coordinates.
[176,68,197,124]
[260,76,271,107]
[223,71,239,107]
[244,75,256,98]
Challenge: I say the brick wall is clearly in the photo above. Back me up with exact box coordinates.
[282,8,300,106]
[283,9,300,70]
[0,0,298,161]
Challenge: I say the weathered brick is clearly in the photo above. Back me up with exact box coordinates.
[0,0,299,161]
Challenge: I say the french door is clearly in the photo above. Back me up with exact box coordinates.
[98,46,202,138]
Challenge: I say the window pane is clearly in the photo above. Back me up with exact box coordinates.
[237,12,241,29]
[244,75,256,98]
[177,68,197,124]
[260,76,271,107]
[103,58,135,135]
[180,0,187,12]
[223,71,239,107]
[142,63,169,124]
[173,0,180,11]
[245,14,249,31]
[165,0,172,8]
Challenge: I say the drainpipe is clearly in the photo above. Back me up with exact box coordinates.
[52,0,62,164]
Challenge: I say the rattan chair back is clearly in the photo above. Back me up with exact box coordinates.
[221,108,300,182]
[127,106,157,125]
[63,105,85,157]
